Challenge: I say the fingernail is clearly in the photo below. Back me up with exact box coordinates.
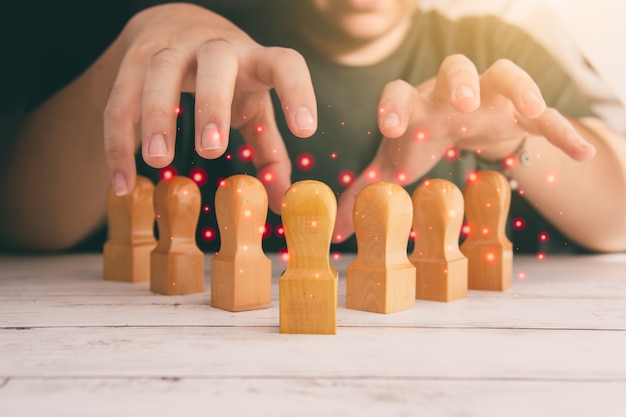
[112,173,128,196]
[147,134,168,157]
[295,106,315,130]
[201,123,221,150]
[522,90,542,105]
[455,85,475,99]
[383,112,400,128]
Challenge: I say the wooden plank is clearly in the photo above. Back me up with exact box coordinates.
[2,327,625,380]
[1,377,625,417]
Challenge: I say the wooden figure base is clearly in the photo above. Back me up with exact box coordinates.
[279,272,338,335]
[103,241,154,283]
[150,251,204,295]
[346,264,415,314]
[210,257,272,312]
[414,257,468,302]
[463,245,512,291]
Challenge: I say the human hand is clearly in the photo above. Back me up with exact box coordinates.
[332,54,596,242]
[103,3,317,213]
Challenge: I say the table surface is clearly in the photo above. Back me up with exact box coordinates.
[1,253,625,417]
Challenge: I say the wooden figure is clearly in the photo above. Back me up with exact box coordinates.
[460,170,513,291]
[346,182,416,313]
[150,175,204,295]
[103,175,156,282]
[211,175,271,311]
[409,179,468,302]
[279,180,338,334]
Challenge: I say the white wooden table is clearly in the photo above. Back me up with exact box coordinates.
[1,253,625,417]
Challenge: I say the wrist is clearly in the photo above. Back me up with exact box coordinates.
[474,137,532,189]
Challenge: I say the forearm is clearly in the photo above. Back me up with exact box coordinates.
[511,117,626,252]
[0,38,125,251]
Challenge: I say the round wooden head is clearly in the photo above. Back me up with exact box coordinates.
[153,176,201,251]
[352,181,413,266]
[463,170,511,245]
[214,174,268,258]
[411,178,464,259]
[281,180,336,274]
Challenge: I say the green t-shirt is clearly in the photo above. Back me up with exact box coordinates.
[137,7,595,254]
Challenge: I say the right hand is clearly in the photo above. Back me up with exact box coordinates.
[103,3,317,213]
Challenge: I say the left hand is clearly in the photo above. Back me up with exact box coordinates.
[332,54,596,243]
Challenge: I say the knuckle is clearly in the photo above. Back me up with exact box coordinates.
[149,47,183,70]
[144,103,171,123]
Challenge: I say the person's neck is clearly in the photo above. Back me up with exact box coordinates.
[300,16,413,67]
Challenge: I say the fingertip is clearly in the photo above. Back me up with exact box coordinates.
[292,106,317,137]
[451,86,479,113]
[112,172,129,196]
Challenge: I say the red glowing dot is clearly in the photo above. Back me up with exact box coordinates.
[466,170,479,183]
[378,107,386,114]
[175,106,182,115]
[512,217,525,230]
[255,124,264,134]
[330,152,337,159]
[262,222,272,239]
[238,145,254,162]
[444,147,459,162]
[189,168,207,186]
[485,252,496,262]
[217,178,227,187]
[538,232,549,242]
[278,248,289,264]
[461,223,470,238]
[159,167,176,181]
[459,125,469,134]
[225,153,232,160]
[502,155,516,169]
[395,170,409,184]
[338,170,355,187]
[366,168,379,182]
[296,153,315,171]
[536,252,546,261]
[518,271,526,280]
[481,227,490,236]
[409,229,417,240]
[201,227,216,241]
[414,129,428,142]
[331,251,342,261]
[203,205,211,213]
[275,225,285,237]
[545,172,558,186]
[260,169,275,185]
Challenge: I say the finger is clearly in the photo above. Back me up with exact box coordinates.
[251,47,317,138]
[533,108,596,161]
[481,58,546,119]
[434,54,480,113]
[238,94,292,214]
[141,47,189,168]
[103,56,143,196]
[377,80,415,138]
[194,39,237,159]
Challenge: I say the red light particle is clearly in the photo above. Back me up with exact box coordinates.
[366,168,379,182]
[444,147,459,162]
[201,227,216,241]
[225,153,232,160]
[330,152,337,159]
[255,124,264,134]
[459,125,469,134]
[536,252,546,261]
[331,251,342,261]
[461,223,471,237]
[395,170,409,184]
[278,248,289,264]
[189,168,207,186]
[260,169,275,185]
[538,232,549,243]
[262,222,272,239]
[485,251,497,263]
[502,155,516,169]
[466,170,479,183]
[159,167,176,181]
[409,229,417,240]
[414,129,428,142]
[296,153,315,171]
[512,217,525,230]
[238,145,254,162]
[175,106,182,115]
[545,172,559,186]
[338,170,355,187]
[275,225,285,237]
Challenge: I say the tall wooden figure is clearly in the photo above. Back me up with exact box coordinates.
[103,175,156,282]
[279,180,338,334]
[460,170,513,291]
[346,182,416,313]
[211,175,272,311]
[409,179,468,302]
[151,176,204,295]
